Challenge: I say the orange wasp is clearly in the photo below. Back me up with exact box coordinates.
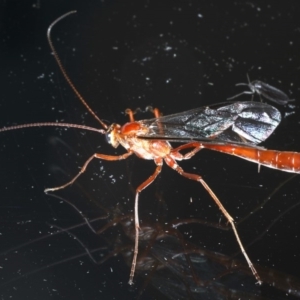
[1,11,300,285]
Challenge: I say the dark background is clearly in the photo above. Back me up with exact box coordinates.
[1,0,300,299]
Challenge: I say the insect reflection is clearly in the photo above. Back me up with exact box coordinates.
[100,204,300,300]
[228,74,294,105]
[1,187,300,300]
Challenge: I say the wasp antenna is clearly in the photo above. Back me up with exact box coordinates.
[0,122,106,135]
[47,11,108,130]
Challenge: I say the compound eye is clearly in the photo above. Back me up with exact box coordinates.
[104,124,119,148]
[105,132,112,144]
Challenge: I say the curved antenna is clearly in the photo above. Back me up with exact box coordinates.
[0,122,106,134]
[227,74,253,100]
[235,74,252,87]
[47,11,108,130]
[236,73,252,88]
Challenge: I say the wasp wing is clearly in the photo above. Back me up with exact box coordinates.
[138,101,281,145]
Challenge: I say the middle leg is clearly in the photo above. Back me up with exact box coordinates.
[128,157,163,285]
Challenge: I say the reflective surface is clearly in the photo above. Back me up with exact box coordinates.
[1,1,300,299]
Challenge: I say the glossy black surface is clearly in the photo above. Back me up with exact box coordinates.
[1,1,300,299]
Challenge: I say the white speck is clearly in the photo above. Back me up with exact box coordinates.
[197,14,203,18]
[142,56,151,61]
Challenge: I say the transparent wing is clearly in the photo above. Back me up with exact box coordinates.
[138,101,281,145]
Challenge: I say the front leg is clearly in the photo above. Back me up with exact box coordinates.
[44,151,133,193]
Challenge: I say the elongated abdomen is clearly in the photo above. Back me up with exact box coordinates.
[203,144,300,173]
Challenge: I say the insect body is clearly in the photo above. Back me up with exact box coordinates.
[1,11,300,286]
[1,100,286,285]
[228,74,294,105]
